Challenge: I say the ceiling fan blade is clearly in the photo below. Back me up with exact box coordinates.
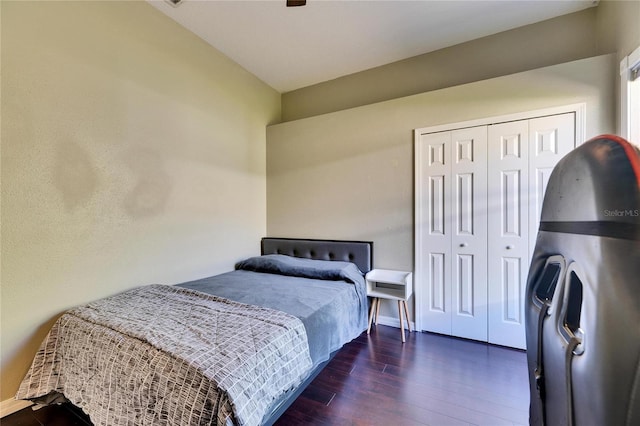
[287,0,306,7]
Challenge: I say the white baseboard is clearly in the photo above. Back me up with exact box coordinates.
[374,314,416,332]
[0,398,33,418]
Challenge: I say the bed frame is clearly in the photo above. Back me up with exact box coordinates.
[261,237,373,274]
[259,237,373,425]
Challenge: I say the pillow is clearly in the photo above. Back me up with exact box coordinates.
[235,254,363,284]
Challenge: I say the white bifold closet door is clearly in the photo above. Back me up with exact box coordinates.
[418,126,488,342]
[487,114,574,349]
[417,112,575,349]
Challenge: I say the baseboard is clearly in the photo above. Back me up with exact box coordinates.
[374,314,416,332]
[0,398,33,418]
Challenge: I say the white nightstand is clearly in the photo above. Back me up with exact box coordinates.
[366,269,413,342]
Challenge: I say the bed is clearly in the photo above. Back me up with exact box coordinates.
[15,237,373,426]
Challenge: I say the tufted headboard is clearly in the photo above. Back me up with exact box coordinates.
[261,237,373,274]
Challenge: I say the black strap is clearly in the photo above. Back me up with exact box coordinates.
[539,221,640,240]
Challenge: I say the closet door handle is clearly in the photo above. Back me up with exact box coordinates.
[506,245,514,250]
[459,243,468,248]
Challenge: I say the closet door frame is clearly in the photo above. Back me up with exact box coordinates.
[414,103,585,333]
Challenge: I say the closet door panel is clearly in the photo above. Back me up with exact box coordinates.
[528,113,575,256]
[450,127,488,341]
[488,121,529,349]
[417,131,452,335]
[501,257,523,322]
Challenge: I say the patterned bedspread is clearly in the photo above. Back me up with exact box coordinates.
[16,284,313,426]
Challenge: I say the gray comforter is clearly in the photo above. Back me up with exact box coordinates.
[178,254,368,367]
[16,284,312,426]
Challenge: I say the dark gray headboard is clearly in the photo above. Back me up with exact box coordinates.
[261,237,373,274]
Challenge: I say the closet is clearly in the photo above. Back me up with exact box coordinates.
[414,108,579,349]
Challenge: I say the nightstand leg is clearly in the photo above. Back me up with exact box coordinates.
[402,300,412,333]
[367,297,377,334]
[398,301,406,343]
[375,298,381,325]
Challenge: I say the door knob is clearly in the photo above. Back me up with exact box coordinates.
[506,245,514,250]
[459,243,468,247]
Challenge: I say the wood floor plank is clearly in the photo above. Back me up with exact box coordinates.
[314,356,526,425]
[277,327,530,425]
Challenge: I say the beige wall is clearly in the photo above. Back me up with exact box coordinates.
[282,7,600,122]
[267,54,616,319]
[596,0,640,133]
[281,1,640,124]
[0,1,280,399]
[597,0,640,62]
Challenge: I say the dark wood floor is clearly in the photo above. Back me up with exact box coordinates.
[3,326,530,426]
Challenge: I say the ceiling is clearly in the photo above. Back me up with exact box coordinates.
[148,0,597,93]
